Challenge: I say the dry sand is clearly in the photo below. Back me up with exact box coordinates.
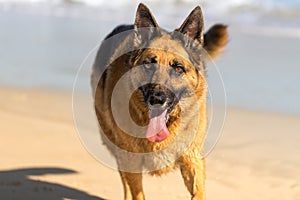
[0,88,299,200]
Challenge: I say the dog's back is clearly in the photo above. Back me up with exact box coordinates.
[91,25,133,93]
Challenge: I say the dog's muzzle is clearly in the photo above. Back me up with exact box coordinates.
[140,84,176,109]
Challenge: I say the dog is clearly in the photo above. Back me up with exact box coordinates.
[91,3,228,200]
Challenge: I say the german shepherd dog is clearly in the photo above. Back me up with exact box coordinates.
[92,3,228,200]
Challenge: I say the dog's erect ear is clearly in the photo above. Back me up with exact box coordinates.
[204,24,228,60]
[176,6,204,45]
[133,3,159,46]
[134,3,158,29]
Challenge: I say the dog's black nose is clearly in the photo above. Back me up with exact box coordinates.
[148,91,167,106]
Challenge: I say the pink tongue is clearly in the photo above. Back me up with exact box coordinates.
[146,108,170,142]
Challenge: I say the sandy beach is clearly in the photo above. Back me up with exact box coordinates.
[1,1,300,199]
[0,88,299,200]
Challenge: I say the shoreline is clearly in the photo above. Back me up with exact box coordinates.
[1,9,300,115]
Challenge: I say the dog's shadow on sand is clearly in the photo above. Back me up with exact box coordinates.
[0,167,106,200]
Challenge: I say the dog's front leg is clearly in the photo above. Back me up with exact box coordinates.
[179,156,206,200]
[119,171,132,200]
[119,171,145,200]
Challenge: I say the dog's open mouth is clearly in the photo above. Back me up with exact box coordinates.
[146,106,170,142]
[138,83,178,142]
[146,101,179,143]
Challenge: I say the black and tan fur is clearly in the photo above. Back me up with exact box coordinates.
[92,3,228,200]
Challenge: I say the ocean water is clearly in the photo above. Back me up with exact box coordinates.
[1,0,300,28]
[0,0,299,115]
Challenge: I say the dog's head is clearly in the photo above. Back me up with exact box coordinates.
[128,3,228,142]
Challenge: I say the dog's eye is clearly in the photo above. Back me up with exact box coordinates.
[174,66,184,74]
[143,61,153,70]
[143,57,157,71]
[171,63,186,75]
